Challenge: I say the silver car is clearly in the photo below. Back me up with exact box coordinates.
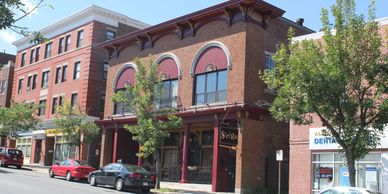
[319,187,381,194]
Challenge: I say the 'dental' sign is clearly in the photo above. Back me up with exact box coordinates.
[309,128,342,150]
[310,127,388,150]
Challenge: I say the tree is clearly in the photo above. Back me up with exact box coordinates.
[113,58,182,189]
[0,101,39,139]
[0,0,52,43]
[261,0,387,187]
[55,101,100,160]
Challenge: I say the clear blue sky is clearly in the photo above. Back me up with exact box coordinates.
[1,0,387,54]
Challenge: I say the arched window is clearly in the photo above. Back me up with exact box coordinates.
[191,42,231,105]
[113,64,136,115]
[154,54,181,109]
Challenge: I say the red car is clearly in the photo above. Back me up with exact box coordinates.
[49,159,95,181]
[0,147,24,169]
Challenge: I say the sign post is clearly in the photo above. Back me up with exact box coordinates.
[276,150,283,194]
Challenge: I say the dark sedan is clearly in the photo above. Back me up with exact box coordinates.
[88,163,156,193]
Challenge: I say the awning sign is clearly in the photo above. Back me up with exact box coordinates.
[45,129,62,137]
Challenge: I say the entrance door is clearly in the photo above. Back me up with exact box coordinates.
[34,140,42,163]
[226,156,236,192]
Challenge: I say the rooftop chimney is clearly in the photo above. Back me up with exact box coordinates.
[296,18,304,26]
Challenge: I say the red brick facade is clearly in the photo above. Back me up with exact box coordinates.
[98,1,313,193]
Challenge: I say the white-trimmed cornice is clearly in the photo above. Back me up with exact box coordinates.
[12,5,150,51]
[293,17,388,42]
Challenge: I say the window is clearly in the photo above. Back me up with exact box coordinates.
[103,62,108,80]
[58,37,64,54]
[38,99,46,116]
[73,61,80,79]
[264,54,275,71]
[0,80,6,94]
[21,53,26,67]
[32,74,37,90]
[71,93,78,106]
[44,42,52,59]
[41,71,50,88]
[59,96,64,107]
[113,89,133,114]
[16,138,31,157]
[100,93,105,113]
[106,30,116,40]
[27,75,32,91]
[55,66,61,84]
[62,65,67,82]
[52,97,58,114]
[65,35,71,52]
[158,79,178,109]
[194,70,227,105]
[30,49,35,64]
[76,30,83,48]
[35,47,40,62]
[18,78,23,94]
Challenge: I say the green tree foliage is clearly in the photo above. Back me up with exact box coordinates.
[261,0,387,187]
[113,57,182,189]
[55,101,100,158]
[0,102,39,138]
[0,0,52,43]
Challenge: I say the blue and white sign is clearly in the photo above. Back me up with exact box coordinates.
[309,128,342,150]
[309,127,388,150]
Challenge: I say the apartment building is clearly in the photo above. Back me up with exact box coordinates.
[11,5,148,166]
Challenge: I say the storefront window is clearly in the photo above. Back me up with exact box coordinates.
[54,136,76,162]
[312,152,382,193]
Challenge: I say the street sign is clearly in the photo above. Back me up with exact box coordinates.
[276,150,283,161]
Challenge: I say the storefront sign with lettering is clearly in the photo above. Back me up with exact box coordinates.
[219,124,238,146]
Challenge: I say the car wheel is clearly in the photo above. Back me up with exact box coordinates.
[89,175,97,186]
[16,166,21,169]
[141,188,150,193]
[115,178,124,191]
[66,171,73,181]
[49,169,55,178]
[3,164,8,168]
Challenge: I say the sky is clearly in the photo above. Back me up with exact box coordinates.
[1,0,387,54]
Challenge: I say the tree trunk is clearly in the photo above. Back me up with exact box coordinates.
[345,150,356,187]
[155,149,161,189]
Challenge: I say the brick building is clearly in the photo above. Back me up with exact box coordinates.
[97,0,313,193]
[11,5,148,166]
[289,17,388,194]
[0,52,15,147]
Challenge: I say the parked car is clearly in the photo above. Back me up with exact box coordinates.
[319,187,381,194]
[88,163,156,193]
[0,147,24,169]
[49,159,95,181]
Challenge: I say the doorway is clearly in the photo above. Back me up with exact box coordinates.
[34,140,42,163]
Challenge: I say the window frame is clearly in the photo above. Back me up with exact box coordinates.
[65,35,71,52]
[157,79,178,109]
[76,30,84,48]
[38,99,46,116]
[18,78,23,94]
[61,65,68,83]
[32,74,37,90]
[30,49,35,64]
[52,97,58,114]
[35,47,40,62]
[194,69,227,105]
[41,70,50,88]
[44,42,52,59]
[21,52,26,67]
[71,93,78,107]
[73,61,81,80]
[55,66,61,84]
[106,30,116,41]
[26,75,32,91]
[58,37,64,54]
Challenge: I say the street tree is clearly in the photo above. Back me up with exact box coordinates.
[0,101,39,139]
[55,101,100,159]
[113,58,182,189]
[0,0,52,43]
[261,0,387,187]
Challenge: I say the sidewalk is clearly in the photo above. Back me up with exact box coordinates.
[25,165,232,194]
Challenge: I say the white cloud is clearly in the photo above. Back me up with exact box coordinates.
[20,0,39,16]
[0,30,17,44]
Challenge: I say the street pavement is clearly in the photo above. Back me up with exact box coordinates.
[0,166,141,194]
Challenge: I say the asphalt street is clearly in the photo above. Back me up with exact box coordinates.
[0,166,142,194]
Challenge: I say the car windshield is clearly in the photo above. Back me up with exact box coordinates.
[8,149,22,156]
[73,160,89,166]
[124,164,149,173]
